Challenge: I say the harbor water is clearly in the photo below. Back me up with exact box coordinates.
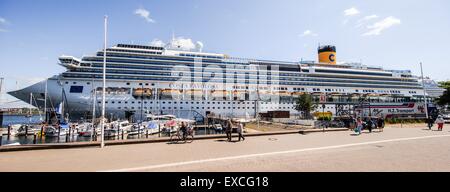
[1,115,43,127]
[0,115,220,146]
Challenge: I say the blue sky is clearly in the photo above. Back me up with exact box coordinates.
[1,0,449,105]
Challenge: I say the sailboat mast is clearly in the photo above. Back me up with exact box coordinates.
[100,15,108,148]
[93,89,96,125]
[0,77,3,104]
[29,93,33,124]
[44,79,47,123]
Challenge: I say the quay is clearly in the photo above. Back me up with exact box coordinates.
[0,126,449,172]
[0,127,349,152]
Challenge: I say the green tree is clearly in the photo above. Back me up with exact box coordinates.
[437,81,450,106]
[294,94,317,119]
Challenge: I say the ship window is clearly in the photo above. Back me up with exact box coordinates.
[69,86,83,93]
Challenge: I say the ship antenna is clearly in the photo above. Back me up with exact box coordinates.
[172,30,175,42]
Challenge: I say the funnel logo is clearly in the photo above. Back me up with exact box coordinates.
[329,54,335,62]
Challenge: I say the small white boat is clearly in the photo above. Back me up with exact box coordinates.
[44,125,68,137]
[77,123,96,137]
[104,129,120,137]
[7,124,37,136]
[127,124,146,135]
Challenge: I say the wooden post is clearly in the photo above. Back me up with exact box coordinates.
[40,125,44,140]
[33,134,37,144]
[117,124,120,140]
[57,125,61,143]
[7,125,11,140]
[25,125,28,138]
[121,129,124,140]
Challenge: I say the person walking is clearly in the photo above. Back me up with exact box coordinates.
[426,116,434,130]
[355,117,363,135]
[226,119,233,142]
[237,122,245,141]
[435,115,444,131]
[367,117,373,133]
[180,122,187,139]
[377,116,385,132]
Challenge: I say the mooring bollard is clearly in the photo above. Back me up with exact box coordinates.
[121,129,124,140]
[40,125,44,140]
[25,125,28,138]
[33,134,37,144]
[146,129,148,138]
[7,125,11,140]
[57,126,61,143]
[68,126,71,138]
[117,126,120,140]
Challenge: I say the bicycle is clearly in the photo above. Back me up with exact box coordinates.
[170,128,194,143]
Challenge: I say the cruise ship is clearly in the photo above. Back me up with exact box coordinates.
[8,38,429,122]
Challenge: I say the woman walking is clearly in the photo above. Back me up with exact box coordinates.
[355,117,363,135]
[237,122,245,141]
[435,115,444,131]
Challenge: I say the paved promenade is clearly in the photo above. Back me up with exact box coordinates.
[0,126,449,172]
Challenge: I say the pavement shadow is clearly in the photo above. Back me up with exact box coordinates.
[349,133,361,136]
[166,141,188,145]
[215,139,240,143]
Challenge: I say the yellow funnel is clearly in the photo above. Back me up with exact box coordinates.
[318,45,336,64]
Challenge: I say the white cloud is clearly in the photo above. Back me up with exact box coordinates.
[169,37,197,51]
[0,17,9,32]
[134,8,155,23]
[355,14,379,28]
[362,16,401,36]
[0,17,7,24]
[150,39,165,47]
[344,7,360,16]
[300,30,318,37]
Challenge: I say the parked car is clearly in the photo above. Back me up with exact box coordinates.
[443,114,450,124]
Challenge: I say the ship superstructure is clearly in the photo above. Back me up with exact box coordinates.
[9,40,428,121]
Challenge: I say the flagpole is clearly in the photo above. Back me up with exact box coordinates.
[420,62,429,119]
[101,15,108,148]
